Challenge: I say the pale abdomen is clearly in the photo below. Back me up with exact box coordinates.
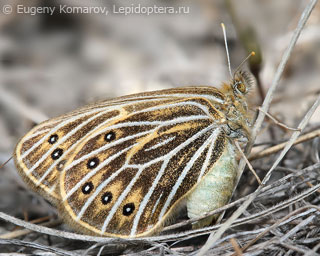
[186,140,238,227]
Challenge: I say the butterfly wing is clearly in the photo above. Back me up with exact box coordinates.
[14,103,123,204]
[58,87,229,237]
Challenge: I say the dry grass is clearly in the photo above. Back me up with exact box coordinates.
[0,0,320,255]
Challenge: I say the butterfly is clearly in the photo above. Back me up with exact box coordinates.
[13,68,254,238]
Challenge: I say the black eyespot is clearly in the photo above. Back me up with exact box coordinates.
[82,182,94,194]
[104,131,116,142]
[87,157,99,169]
[101,192,113,205]
[48,134,58,144]
[123,203,135,216]
[51,148,63,160]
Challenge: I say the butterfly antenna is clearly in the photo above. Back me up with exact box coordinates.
[0,156,13,169]
[233,51,256,76]
[221,23,233,78]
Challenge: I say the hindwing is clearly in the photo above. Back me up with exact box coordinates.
[14,86,228,237]
[14,105,122,203]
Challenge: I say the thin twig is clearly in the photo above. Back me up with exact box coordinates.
[305,242,320,256]
[237,206,320,254]
[258,107,301,131]
[249,128,320,160]
[235,140,261,184]
[0,219,62,239]
[230,238,243,256]
[0,238,78,256]
[0,156,13,169]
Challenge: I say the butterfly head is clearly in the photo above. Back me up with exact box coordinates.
[232,70,254,97]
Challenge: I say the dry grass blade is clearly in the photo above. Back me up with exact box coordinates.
[0,238,78,256]
[249,128,320,160]
[306,243,320,256]
[258,107,301,131]
[0,211,149,245]
[0,219,62,239]
[0,156,12,169]
[235,140,261,184]
[230,238,243,256]
[237,206,320,254]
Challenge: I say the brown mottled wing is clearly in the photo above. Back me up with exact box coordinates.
[59,87,227,237]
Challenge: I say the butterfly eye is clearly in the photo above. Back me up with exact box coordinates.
[82,182,94,194]
[48,134,58,144]
[87,157,99,169]
[123,203,135,216]
[51,148,63,160]
[104,131,116,142]
[101,192,113,205]
[236,81,246,94]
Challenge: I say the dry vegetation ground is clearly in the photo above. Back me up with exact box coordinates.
[0,0,320,255]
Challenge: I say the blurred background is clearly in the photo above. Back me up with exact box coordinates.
[0,0,319,247]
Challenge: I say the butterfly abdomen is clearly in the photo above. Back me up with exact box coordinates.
[186,137,238,228]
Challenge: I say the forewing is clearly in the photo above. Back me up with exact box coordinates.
[59,89,227,237]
